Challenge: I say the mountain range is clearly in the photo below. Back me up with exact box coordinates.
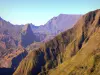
[0,14,81,75]
[13,9,100,75]
[31,14,81,35]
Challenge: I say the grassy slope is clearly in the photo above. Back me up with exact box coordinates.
[49,9,100,75]
[49,27,100,75]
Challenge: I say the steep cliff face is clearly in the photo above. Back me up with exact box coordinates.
[13,9,100,75]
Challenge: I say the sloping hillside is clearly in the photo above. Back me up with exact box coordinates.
[14,9,100,75]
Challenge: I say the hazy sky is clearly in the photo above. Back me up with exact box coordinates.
[0,0,100,26]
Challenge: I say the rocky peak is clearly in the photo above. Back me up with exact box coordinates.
[21,24,39,47]
[22,24,32,33]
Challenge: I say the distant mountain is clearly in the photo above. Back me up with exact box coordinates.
[0,17,22,41]
[30,14,81,42]
[33,14,81,35]
[0,18,22,60]
[14,9,100,75]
